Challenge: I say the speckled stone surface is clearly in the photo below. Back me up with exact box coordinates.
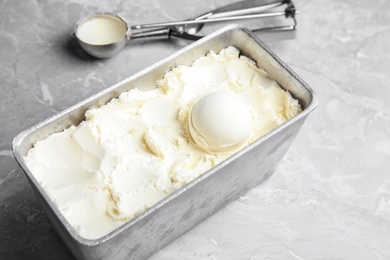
[1,0,390,259]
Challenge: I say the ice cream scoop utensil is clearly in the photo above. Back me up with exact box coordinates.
[74,0,297,58]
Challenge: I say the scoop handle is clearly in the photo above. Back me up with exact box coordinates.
[197,0,286,19]
[129,26,203,42]
[129,27,171,40]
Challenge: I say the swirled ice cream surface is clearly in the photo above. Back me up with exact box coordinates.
[24,46,301,239]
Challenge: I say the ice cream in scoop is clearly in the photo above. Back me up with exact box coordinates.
[189,91,253,153]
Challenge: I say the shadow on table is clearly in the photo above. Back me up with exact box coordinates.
[63,36,98,62]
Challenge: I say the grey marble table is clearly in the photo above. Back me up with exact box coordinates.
[1,0,390,259]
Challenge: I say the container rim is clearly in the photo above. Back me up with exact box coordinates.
[12,24,318,247]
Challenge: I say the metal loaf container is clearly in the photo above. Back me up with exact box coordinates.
[13,25,318,260]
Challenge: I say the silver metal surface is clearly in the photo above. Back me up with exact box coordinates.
[13,25,318,260]
[132,11,289,30]
[183,0,286,35]
[73,13,131,59]
[203,0,285,18]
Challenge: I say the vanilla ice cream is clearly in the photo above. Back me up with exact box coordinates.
[189,91,253,152]
[24,46,301,239]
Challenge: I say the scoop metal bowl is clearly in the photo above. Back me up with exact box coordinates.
[74,13,130,59]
